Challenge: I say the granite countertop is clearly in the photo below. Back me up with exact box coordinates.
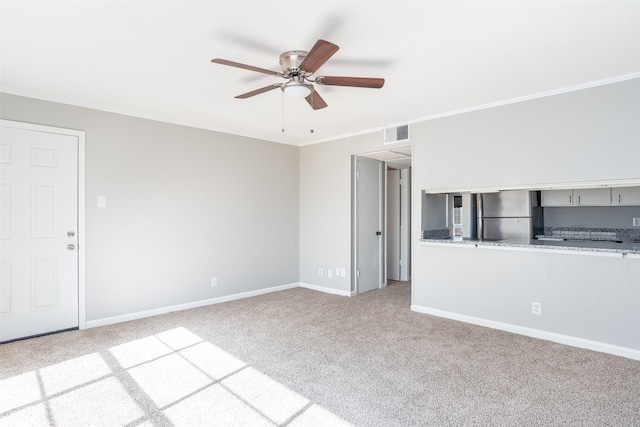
[420,237,640,255]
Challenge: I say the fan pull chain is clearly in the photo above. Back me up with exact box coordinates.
[309,92,314,134]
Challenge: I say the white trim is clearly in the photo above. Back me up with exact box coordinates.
[0,119,87,330]
[411,304,640,361]
[424,178,640,195]
[298,282,353,297]
[86,282,300,328]
[86,282,353,329]
[77,132,86,329]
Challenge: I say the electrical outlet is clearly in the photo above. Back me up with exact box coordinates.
[211,277,217,287]
[318,268,323,277]
[532,302,542,316]
[633,217,640,227]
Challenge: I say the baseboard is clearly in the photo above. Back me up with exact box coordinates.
[85,283,299,329]
[411,305,640,361]
[298,282,353,297]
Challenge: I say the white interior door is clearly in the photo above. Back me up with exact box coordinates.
[354,156,384,294]
[0,124,79,342]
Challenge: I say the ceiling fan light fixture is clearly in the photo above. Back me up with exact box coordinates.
[282,82,312,98]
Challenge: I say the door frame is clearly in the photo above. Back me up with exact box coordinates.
[387,166,412,281]
[351,155,386,295]
[394,166,411,281]
[0,119,86,330]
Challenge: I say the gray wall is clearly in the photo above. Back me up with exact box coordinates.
[1,93,299,321]
[300,78,640,353]
[416,244,640,349]
[299,133,399,292]
[412,78,640,351]
[416,79,640,192]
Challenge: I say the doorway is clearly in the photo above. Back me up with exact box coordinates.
[351,146,412,294]
[387,167,411,281]
[0,120,86,342]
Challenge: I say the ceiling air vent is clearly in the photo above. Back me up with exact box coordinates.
[384,124,409,144]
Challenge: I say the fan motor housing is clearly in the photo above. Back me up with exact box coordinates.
[279,50,307,75]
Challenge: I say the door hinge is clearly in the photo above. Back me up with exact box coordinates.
[356,270,360,278]
[356,171,360,179]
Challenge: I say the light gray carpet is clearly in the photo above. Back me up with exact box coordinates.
[1,281,639,426]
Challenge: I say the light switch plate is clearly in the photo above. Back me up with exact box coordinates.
[97,196,107,208]
[633,217,640,227]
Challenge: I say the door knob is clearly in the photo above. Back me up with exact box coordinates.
[376,231,382,236]
[67,244,76,251]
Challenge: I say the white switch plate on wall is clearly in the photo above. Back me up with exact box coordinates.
[633,217,640,227]
[97,196,107,208]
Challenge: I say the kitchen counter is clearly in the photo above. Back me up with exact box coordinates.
[420,237,640,255]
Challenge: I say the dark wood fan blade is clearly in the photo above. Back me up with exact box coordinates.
[298,39,339,74]
[305,90,328,110]
[317,76,385,88]
[211,58,284,77]
[235,84,282,99]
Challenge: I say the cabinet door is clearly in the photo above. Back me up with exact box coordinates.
[541,189,573,206]
[574,188,611,206]
[613,187,640,206]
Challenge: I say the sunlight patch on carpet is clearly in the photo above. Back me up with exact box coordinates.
[179,341,246,380]
[127,352,213,408]
[0,371,41,413]
[164,384,275,427]
[0,326,353,426]
[109,335,174,368]
[48,377,144,426]
[222,366,310,424]
[40,352,111,396]
[0,402,48,426]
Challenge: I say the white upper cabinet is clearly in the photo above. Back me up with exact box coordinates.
[541,189,574,206]
[542,187,640,206]
[612,187,640,206]
[542,188,611,206]
[573,188,612,206]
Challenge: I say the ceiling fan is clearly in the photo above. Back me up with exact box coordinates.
[211,39,385,110]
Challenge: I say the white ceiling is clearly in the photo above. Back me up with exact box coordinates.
[2,1,639,146]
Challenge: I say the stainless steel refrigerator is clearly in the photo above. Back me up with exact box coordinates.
[477,190,541,241]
